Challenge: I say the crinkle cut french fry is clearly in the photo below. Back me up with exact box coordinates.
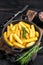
[10,23,13,28]
[23,37,38,43]
[15,24,18,34]
[13,42,25,48]
[9,33,13,42]
[18,23,22,30]
[17,30,20,37]
[16,24,20,36]
[29,29,33,38]
[29,29,35,38]
[10,23,13,31]
[3,32,13,46]
[30,25,35,37]
[20,22,29,33]
[7,26,11,38]
[11,26,15,31]
[35,31,39,37]
[13,34,23,44]
[26,42,35,47]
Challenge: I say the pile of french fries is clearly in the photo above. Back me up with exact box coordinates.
[3,21,39,48]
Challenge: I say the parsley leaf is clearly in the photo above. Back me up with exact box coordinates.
[22,27,27,38]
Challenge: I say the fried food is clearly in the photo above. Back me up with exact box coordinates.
[3,21,39,48]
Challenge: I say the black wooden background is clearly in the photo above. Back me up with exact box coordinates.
[0,0,43,9]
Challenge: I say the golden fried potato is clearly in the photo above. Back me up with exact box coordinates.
[7,26,11,38]
[9,33,13,42]
[23,37,38,43]
[29,25,35,38]
[26,42,35,47]
[35,31,39,37]
[13,42,25,48]
[15,24,18,34]
[17,30,20,37]
[13,34,23,44]
[10,23,13,28]
[18,23,22,30]
[11,26,15,31]
[3,32,13,46]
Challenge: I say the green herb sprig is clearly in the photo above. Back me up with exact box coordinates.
[15,42,42,65]
[22,27,27,38]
